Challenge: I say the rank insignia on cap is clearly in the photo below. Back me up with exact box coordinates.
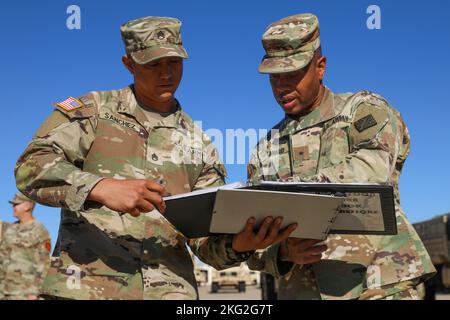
[54,97,84,112]
[354,114,377,133]
[157,30,165,40]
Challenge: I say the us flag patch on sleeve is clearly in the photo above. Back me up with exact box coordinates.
[54,97,84,112]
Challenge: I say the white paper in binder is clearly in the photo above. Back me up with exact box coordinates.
[209,189,344,240]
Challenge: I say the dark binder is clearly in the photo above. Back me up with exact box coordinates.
[163,182,397,239]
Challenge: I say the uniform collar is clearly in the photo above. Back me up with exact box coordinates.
[14,219,37,229]
[278,86,342,136]
[151,103,184,130]
[117,85,185,131]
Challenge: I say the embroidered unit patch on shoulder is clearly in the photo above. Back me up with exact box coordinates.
[54,97,84,112]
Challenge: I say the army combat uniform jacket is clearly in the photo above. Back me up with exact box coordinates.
[1,220,51,300]
[247,87,435,300]
[15,86,243,300]
[0,220,10,299]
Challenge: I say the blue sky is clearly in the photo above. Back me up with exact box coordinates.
[1,0,449,247]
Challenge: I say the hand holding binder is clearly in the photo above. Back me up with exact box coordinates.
[231,216,298,252]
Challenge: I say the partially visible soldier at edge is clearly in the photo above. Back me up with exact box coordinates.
[0,218,10,299]
[246,13,435,300]
[14,16,316,300]
[0,192,51,300]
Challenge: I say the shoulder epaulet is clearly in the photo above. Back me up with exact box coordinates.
[351,91,390,110]
[36,222,51,241]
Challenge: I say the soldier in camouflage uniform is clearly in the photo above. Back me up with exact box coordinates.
[1,192,51,300]
[0,219,9,299]
[15,16,297,300]
[246,13,435,300]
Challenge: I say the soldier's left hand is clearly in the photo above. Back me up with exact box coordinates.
[231,216,297,252]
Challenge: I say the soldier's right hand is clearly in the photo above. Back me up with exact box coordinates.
[88,178,170,217]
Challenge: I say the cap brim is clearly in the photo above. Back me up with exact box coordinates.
[131,45,188,65]
[258,51,315,74]
[9,200,35,208]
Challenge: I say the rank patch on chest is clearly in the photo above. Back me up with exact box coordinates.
[354,114,377,133]
[294,146,310,161]
[54,97,84,112]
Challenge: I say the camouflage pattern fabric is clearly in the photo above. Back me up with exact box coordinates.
[1,220,51,300]
[15,86,243,300]
[247,87,436,300]
[120,16,188,65]
[259,13,321,74]
[0,220,10,299]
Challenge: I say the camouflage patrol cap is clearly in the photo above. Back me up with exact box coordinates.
[120,16,188,65]
[259,13,321,74]
[9,192,35,209]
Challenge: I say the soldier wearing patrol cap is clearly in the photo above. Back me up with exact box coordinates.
[0,192,51,300]
[246,13,435,300]
[15,16,299,300]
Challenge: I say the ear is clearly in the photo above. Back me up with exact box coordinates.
[316,56,327,81]
[122,55,135,74]
[24,201,34,212]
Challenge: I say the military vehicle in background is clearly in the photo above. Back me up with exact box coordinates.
[211,264,249,293]
[260,273,278,300]
[248,270,260,286]
[413,213,450,300]
[194,267,209,287]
